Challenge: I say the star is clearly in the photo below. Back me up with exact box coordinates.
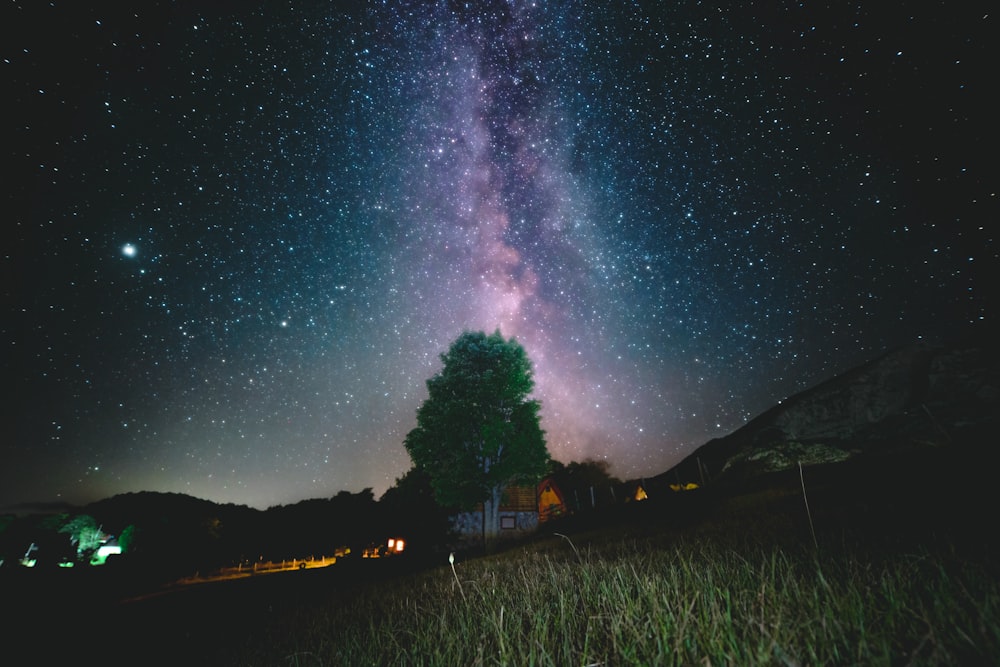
[2,1,992,511]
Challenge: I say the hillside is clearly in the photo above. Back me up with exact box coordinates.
[656,337,999,492]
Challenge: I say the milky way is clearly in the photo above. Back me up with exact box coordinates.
[4,2,994,510]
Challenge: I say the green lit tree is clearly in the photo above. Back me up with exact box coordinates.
[118,524,136,553]
[404,330,550,546]
[59,514,103,562]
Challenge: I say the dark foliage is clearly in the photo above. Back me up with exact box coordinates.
[547,458,622,512]
[378,467,456,557]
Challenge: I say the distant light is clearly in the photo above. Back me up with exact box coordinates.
[122,243,137,257]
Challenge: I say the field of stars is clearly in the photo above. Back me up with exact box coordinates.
[4,1,994,510]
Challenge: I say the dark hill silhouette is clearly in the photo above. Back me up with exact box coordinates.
[84,490,255,528]
[655,336,999,493]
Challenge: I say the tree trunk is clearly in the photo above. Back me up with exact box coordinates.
[482,485,504,550]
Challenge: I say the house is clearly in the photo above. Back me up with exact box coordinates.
[451,477,569,542]
[538,478,568,522]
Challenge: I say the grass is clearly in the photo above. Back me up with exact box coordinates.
[212,518,998,666]
[14,460,999,666]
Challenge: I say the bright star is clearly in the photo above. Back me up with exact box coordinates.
[122,243,137,258]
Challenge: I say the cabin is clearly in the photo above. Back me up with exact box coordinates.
[538,478,568,522]
[451,477,569,542]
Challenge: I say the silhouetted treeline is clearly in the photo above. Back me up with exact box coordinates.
[547,458,623,511]
[0,460,649,584]
[0,474,454,583]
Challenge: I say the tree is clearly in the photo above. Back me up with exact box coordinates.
[378,467,455,555]
[548,458,622,511]
[118,524,136,553]
[404,330,550,545]
[58,514,104,562]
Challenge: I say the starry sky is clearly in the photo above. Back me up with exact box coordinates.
[4,1,995,511]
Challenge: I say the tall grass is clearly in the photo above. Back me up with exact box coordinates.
[225,532,999,666]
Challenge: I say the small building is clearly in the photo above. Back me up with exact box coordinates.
[90,538,122,565]
[451,477,569,542]
[538,478,568,522]
[631,481,648,501]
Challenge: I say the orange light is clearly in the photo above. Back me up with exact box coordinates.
[387,539,395,549]
[394,539,405,552]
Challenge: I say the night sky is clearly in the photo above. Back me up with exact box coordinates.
[4,1,994,511]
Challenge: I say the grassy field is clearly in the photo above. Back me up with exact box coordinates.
[211,527,997,666]
[10,457,1000,666]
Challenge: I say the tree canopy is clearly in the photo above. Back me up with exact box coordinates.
[404,330,550,541]
[58,514,104,560]
[548,458,623,511]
